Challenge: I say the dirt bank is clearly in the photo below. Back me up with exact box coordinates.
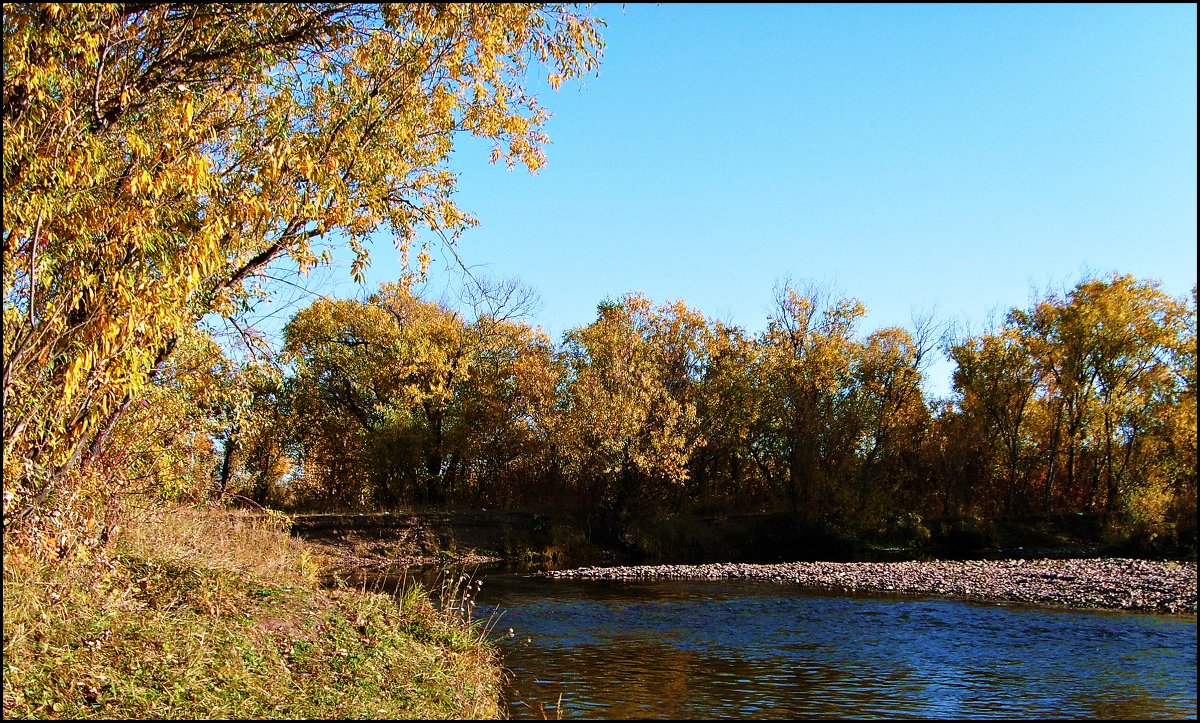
[288,511,607,573]
[288,512,1196,614]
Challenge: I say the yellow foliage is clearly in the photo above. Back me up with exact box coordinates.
[3,4,604,532]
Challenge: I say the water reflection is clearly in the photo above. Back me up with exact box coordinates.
[341,565,1195,719]
[471,574,1196,720]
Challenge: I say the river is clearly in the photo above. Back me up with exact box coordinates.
[456,569,1197,720]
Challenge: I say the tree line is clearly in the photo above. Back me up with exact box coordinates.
[193,273,1194,548]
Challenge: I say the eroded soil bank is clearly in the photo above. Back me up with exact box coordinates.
[289,511,595,573]
[288,511,1196,614]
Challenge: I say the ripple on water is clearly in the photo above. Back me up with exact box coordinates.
[469,574,1196,719]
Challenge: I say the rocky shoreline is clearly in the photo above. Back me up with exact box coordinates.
[540,558,1197,615]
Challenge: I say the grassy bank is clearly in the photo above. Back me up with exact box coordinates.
[2,506,503,719]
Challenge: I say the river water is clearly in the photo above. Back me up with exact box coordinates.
[455,570,1197,720]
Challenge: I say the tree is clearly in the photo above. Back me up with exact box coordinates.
[1010,289,1101,510]
[281,284,473,507]
[555,294,707,530]
[852,326,932,528]
[755,282,866,526]
[280,280,562,509]
[281,294,400,507]
[948,327,1040,515]
[1009,274,1192,517]
[3,4,604,535]
[936,273,1196,538]
[689,322,767,511]
[452,315,563,508]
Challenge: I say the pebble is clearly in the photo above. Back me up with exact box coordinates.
[539,558,1197,614]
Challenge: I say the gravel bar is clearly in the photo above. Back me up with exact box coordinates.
[540,558,1197,614]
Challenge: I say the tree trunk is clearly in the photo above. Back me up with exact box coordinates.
[217,422,240,500]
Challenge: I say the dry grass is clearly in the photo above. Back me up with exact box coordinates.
[3,505,504,719]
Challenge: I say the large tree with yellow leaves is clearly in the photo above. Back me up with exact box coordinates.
[2,3,602,537]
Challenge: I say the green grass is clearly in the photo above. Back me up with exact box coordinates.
[3,505,504,719]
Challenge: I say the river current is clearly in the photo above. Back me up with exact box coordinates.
[460,571,1197,720]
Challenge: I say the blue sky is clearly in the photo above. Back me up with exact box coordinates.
[287,3,1196,397]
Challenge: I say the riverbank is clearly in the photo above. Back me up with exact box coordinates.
[541,558,1198,615]
[289,511,604,573]
[283,511,1196,615]
[287,509,1196,575]
[2,506,503,719]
